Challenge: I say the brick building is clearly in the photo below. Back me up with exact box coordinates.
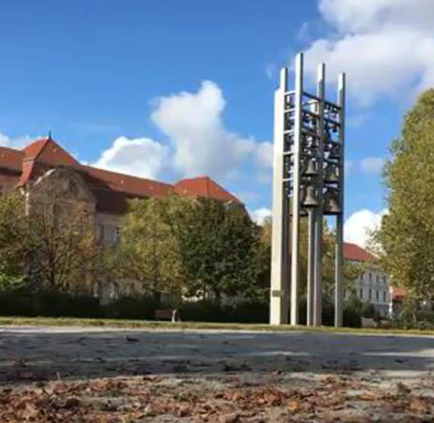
[0,136,242,245]
[0,137,244,300]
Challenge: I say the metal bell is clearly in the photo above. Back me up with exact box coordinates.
[303,158,319,176]
[323,189,341,214]
[302,184,319,208]
[328,143,340,160]
[324,162,339,183]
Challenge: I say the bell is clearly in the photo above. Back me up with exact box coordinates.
[323,189,341,214]
[302,184,319,208]
[303,158,319,176]
[324,162,339,183]
[328,143,340,160]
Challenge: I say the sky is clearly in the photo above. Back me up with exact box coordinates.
[0,0,433,247]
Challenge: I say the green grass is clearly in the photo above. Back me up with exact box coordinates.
[0,315,434,337]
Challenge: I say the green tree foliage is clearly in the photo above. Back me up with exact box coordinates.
[0,192,28,290]
[373,89,434,301]
[170,198,264,301]
[117,195,265,302]
[27,200,99,293]
[115,196,188,298]
[0,192,99,294]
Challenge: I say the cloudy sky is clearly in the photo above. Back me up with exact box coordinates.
[0,0,431,247]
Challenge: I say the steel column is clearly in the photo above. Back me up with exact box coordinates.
[335,73,346,328]
[270,68,290,325]
[314,63,325,326]
[290,53,303,326]
[306,209,315,326]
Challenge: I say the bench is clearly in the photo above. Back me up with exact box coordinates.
[155,309,180,322]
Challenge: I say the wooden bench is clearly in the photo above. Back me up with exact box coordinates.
[155,309,180,322]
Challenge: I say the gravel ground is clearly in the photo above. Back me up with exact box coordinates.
[1,326,434,422]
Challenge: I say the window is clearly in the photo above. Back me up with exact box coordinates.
[376,275,380,284]
[359,288,363,299]
[383,291,386,302]
[376,290,379,301]
[114,226,121,243]
[369,273,372,283]
[383,275,387,284]
[369,289,372,300]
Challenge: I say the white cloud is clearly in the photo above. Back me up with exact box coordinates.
[254,141,273,169]
[250,207,272,225]
[92,136,168,179]
[151,80,270,177]
[345,159,354,175]
[303,0,434,105]
[360,157,385,175]
[344,208,387,247]
[0,131,37,149]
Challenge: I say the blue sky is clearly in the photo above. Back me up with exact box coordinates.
[0,0,432,246]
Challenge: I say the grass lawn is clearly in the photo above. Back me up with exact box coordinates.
[0,315,433,337]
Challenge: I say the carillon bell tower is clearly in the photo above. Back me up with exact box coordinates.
[270,53,346,327]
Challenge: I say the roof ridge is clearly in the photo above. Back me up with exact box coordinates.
[81,164,174,187]
[23,138,49,162]
[205,176,211,195]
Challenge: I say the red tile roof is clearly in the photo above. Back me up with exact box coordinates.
[0,146,23,172]
[81,165,173,198]
[390,286,408,300]
[344,243,374,262]
[0,138,242,214]
[23,138,79,166]
[175,176,242,205]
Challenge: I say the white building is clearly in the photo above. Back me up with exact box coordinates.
[344,243,390,317]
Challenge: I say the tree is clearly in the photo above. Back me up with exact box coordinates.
[116,195,266,303]
[0,192,28,290]
[116,196,187,299]
[27,199,99,294]
[373,89,434,301]
[169,198,264,302]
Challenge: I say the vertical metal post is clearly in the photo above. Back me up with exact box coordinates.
[290,53,303,326]
[314,63,325,326]
[306,209,315,326]
[270,68,290,325]
[335,73,346,328]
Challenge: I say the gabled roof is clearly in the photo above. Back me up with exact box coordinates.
[344,243,374,262]
[0,138,242,213]
[174,176,242,204]
[23,138,79,166]
[0,146,23,172]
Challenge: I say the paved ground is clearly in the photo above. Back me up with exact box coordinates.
[1,325,433,381]
[1,326,434,421]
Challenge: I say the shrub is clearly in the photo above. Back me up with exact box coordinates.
[361,302,376,318]
[0,289,34,316]
[103,295,160,320]
[33,290,102,318]
[179,300,268,323]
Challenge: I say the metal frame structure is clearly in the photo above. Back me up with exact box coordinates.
[270,53,346,327]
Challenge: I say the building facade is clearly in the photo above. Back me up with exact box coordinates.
[0,137,243,298]
[344,243,391,317]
